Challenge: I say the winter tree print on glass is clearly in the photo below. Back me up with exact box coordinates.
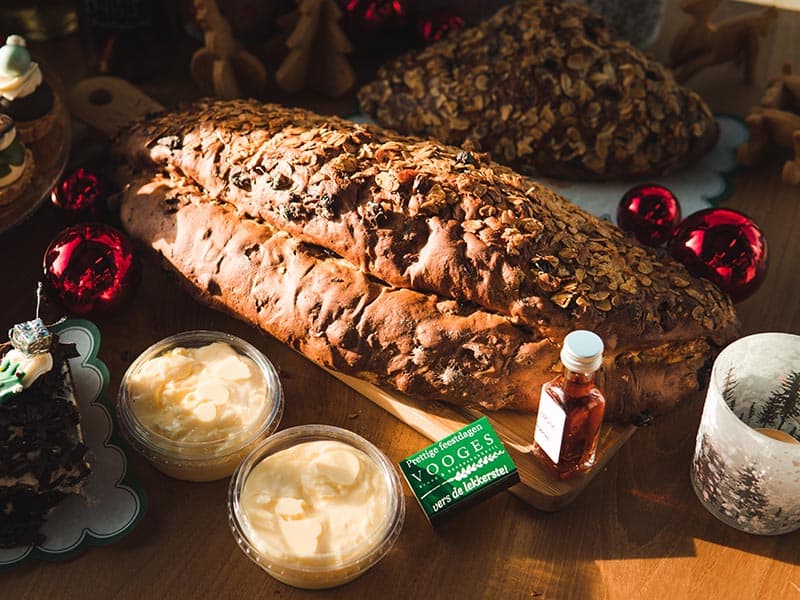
[691,333,800,535]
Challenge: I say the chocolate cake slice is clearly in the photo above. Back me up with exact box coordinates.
[0,333,91,548]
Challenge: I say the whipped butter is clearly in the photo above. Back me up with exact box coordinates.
[127,341,267,444]
[119,332,283,482]
[240,440,391,573]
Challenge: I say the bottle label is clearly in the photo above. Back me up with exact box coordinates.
[534,387,566,464]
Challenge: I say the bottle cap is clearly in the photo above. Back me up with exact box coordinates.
[560,330,604,373]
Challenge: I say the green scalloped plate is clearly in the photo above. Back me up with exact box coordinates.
[0,319,147,568]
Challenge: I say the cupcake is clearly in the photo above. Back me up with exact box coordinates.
[0,35,57,143]
[0,114,34,207]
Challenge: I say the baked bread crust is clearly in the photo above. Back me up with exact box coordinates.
[357,0,718,180]
[115,99,738,362]
[120,175,555,412]
[120,174,727,419]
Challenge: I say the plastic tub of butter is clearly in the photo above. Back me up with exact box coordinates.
[117,330,283,482]
[228,425,405,589]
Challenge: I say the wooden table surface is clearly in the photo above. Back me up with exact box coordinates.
[3,2,799,598]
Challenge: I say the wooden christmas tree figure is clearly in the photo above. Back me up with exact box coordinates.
[191,0,267,99]
[275,0,356,97]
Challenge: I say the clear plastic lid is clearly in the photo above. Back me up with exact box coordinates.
[560,330,604,373]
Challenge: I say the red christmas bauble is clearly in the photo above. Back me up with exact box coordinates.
[668,208,768,303]
[342,0,408,33]
[418,9,465,43]
[50,167,109,220]
[43,223,139,315]
[617,183,681,247]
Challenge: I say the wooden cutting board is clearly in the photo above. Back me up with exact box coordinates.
[69,76,638,511]
[327,369,636,511]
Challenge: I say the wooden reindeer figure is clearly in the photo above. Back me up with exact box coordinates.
[738,64,800,185]
[190,0,267,99]
[669,0,778,84]
[759,63,800,111]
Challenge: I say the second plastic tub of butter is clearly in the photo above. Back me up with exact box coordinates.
[117,330,283,482]
[228,425,405,589]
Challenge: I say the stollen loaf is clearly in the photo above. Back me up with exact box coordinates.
[114,99,739,420]
[358,0,719,180]
[120,174,726,420]
[121,176,555,412]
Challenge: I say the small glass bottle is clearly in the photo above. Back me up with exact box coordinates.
[533,330,606,479]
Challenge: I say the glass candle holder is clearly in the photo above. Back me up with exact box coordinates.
[691,333,800,535]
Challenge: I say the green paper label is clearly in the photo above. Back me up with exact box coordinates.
[399,417,518,520]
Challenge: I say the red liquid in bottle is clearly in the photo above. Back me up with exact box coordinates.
[533,370,606,479]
